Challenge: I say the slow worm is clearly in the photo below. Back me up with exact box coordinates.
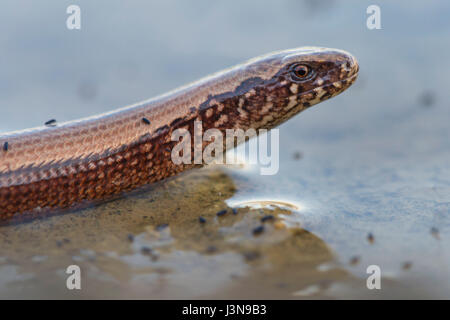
[0,47,358,221]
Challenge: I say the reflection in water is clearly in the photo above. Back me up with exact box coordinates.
[0,168,351,299]
[226,199,304,211]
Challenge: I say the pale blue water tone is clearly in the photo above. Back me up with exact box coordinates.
[0,0,449,298]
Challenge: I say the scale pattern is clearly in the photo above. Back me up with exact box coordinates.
[0,47,358,221]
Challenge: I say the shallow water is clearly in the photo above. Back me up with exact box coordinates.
[0,0,449,299]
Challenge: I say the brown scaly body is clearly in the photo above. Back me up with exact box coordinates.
[0,47,358,221]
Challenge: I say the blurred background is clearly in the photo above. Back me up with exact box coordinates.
[0,0,449,299]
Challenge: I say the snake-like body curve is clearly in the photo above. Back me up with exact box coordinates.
[0,47,358,221]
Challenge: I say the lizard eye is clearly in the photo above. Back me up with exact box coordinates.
[290,64,313,81]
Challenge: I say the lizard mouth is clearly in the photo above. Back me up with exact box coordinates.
[291,72,359,109]
[302,72,359,98]
[333,72,359,91]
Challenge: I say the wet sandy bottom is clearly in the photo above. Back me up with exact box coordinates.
[0,167,359,299]
[0,167,436,299]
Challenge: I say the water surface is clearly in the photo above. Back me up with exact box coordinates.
[0,0,449,298]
